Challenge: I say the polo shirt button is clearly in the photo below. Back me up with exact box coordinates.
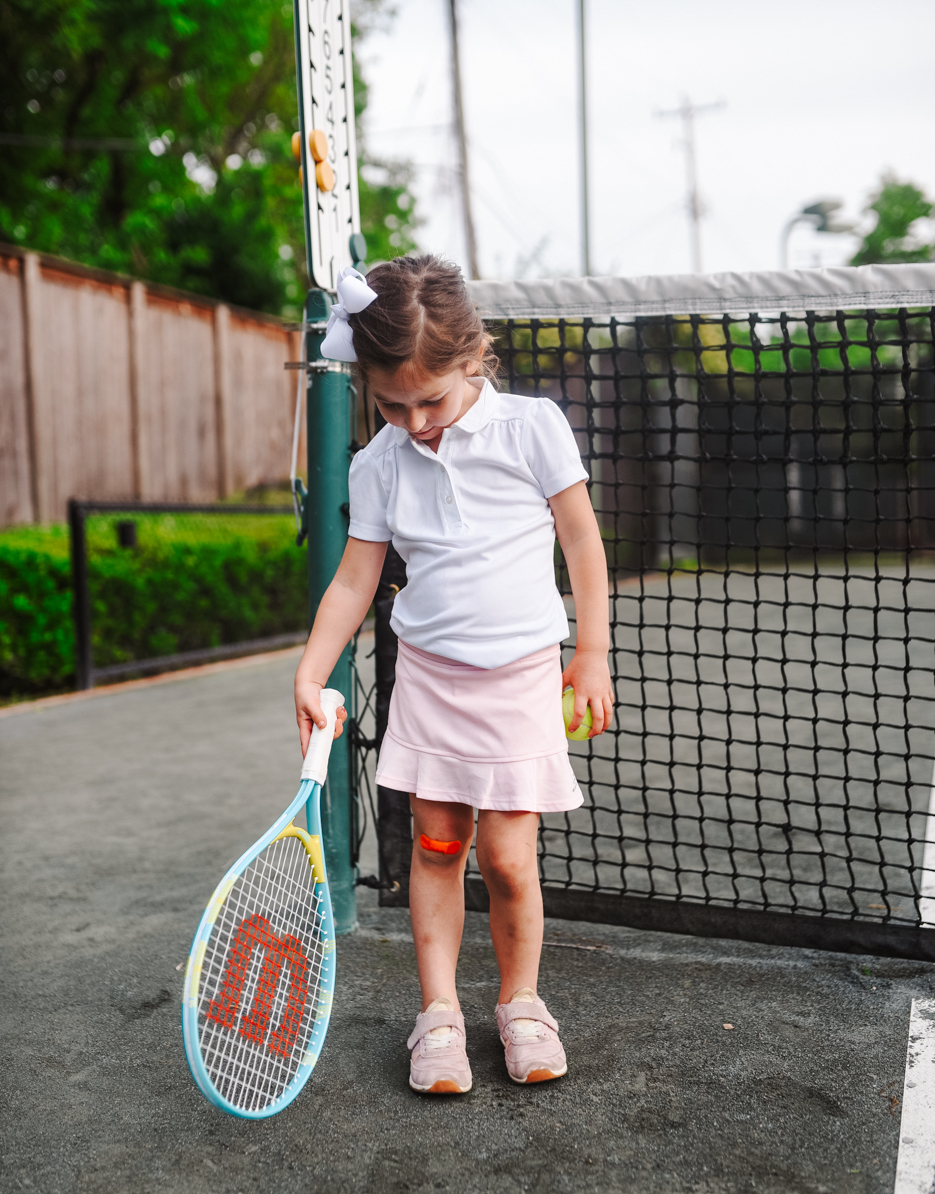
[445,494,452,503]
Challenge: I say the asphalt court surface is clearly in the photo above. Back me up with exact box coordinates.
[2,643,935,1193]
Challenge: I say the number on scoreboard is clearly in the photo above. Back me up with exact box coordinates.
[293,0,362,291]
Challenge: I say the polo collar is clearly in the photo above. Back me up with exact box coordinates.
[452,378,495,433]
[392,379,496,446]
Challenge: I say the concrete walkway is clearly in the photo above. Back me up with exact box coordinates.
[1,649,932,1194]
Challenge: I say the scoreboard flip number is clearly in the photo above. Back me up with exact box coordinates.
[293,0,361,291]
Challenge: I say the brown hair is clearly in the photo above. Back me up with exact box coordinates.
[349,254,498,383]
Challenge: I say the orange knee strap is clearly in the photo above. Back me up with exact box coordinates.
[420,833,462,856]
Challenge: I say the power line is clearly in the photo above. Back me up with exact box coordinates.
[0,133,140,151]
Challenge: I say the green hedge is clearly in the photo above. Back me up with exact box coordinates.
[0,530,74,695]
[0,516,307,697]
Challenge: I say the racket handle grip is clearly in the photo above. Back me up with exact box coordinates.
[301,688,344,784]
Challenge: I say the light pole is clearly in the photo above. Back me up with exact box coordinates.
[780,199,853,269]
[577,0,591,276]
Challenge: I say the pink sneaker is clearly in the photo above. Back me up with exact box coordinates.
[407,998,473,1094]
[496,988,568,1084]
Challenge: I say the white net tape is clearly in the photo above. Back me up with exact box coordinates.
[197,836,325,1112]
[466,262,935,320]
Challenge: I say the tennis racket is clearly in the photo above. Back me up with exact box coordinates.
[182,688,343,1118]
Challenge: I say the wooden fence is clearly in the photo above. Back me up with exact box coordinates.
[0,243,303,527]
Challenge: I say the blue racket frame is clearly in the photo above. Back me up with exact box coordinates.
[181,778,337,1119]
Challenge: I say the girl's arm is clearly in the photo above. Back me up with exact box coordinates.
[548,480,614,737]
[295,537,388,755]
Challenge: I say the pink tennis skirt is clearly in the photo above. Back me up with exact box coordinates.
[375,640,584,813]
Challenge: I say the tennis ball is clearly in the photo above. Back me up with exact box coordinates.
[562,686,593,741]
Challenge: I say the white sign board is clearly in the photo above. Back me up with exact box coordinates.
[293,0,361,292]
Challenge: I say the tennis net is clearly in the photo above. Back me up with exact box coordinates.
[363,264,935,961]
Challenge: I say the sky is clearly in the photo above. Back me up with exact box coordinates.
[356,0,935,281]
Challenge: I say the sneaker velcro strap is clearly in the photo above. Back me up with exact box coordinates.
[496,1001,558,1033]
[407,1009,465,1050]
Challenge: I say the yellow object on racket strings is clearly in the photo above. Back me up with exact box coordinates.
[562,686,593,741]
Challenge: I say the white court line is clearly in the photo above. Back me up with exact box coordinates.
[894,999,935,1194]
[919,758,935,928]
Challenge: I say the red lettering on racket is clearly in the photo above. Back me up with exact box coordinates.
[207,913,311,1057]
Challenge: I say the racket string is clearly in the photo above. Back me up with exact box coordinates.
[197,836,328,1111]
[215,839,324,1109]
[200,840,325,1110]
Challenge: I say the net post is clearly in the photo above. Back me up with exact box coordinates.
[305,287,358,935]
[374,545,411,907]
[68,498,92,691]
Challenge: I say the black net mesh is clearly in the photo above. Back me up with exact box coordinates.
[490,306,935,933]
[355,298,935,952]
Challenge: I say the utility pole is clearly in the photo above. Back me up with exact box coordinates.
[577,0,591,276]
[656,96,723,273]
[448,0,479,279]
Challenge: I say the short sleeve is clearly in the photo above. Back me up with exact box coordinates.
[348,450,392,541]
[520,399,589,498]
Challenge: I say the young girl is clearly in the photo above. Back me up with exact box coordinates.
[294,255,613,1094]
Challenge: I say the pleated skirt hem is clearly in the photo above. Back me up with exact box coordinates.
[376,729,583,813]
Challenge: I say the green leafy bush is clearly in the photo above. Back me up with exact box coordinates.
[0,517,307,697]
[0,540,74,694]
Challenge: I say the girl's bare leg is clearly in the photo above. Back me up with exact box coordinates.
[408,795,476,1011]
[474,810,542,1003]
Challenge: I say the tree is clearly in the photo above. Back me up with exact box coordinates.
[0,0,419,315]
[850,174,934,266]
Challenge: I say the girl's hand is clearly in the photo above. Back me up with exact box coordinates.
[295,679,348,758]
[562,648,614,738]
[548,482,613,740]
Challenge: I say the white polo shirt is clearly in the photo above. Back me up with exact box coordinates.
[348,380,588,669]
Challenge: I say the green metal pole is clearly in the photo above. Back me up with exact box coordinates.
[305,287,358,935]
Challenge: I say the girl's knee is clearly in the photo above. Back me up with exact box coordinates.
[416,831,467,866]
[476,843,535,896]
[411,797,473,866]
[475,812,539,894]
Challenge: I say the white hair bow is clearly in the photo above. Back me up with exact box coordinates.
[319,266,378,362]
